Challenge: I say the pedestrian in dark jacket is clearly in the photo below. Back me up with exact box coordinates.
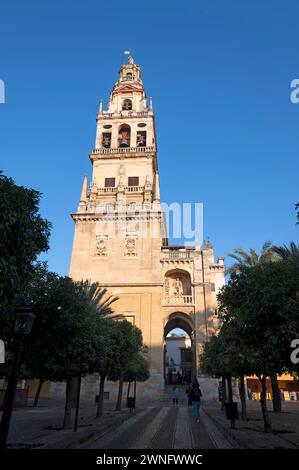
[189,380,202,422]
[186,384,192,406]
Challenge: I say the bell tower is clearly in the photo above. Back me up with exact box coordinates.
[89,52,161,211]
[69,54,225,401]
[70,53,164,278]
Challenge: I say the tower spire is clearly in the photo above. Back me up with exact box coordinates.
[154,172,160,203]
[79,175,87,203]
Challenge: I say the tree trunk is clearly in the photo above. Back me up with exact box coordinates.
[63,378,73,429]
[227,374,235,429]
[134,380,136,399]
[227,375,233,402]
[259,375,272,433]
[239,376,247,420]
[115,376,124,411]
[270,374,282,413]
[33,378,44,407]
[221,376,226,411]
[127,381,131,399]
[96,374,106,419]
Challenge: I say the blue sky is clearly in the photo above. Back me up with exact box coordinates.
[0,0,298,275]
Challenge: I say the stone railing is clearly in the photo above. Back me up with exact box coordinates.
[91,146,155,156]
[97,187,117,194]
[163,295,193,305]
[99,111,150,119]
[161,250,194,260]
[96,186,144,194]
[125,186,144,193]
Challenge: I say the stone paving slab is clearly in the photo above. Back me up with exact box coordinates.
[189,408,221,449]
[133,407,169,449]
[149,407,178,449]
[203,401,299,449]
[0,398,143,449]
[82,407,161,449]
[173,407,193,449]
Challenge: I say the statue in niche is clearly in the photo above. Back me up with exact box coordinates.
[173,277,183,297]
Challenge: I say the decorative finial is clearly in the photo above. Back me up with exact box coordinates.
[123,50,135,64]
[149,97,153,110]
[99,98,103,113]
[201,238,212,250]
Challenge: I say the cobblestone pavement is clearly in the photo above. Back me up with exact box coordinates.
[3,395,298,449]
[204,401,299,449]
[82,404,221,449]
[0,398,140,448]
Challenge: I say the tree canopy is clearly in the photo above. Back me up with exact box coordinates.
[0,173,51,314]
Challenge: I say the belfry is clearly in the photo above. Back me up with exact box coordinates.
[69,55,225,398]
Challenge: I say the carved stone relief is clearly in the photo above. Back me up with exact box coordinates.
[95,234,108,257]
[125,234,137,257]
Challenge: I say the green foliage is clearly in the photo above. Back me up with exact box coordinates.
[217,260,299,377]
[295,202,299,224]
[0,173,51,312]
[24,274,97,382]
[124,350,150,383]
[270,242,299,262]
[77,280,119,317]
[20,268,119,384]
[106,320,143,382]
[92,317,117,378]
[200,324,253,379]
[226,241,273,275]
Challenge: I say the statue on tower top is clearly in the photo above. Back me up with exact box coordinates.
[124,50,135,64]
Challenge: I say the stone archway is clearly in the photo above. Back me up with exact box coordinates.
[164,312,196,386]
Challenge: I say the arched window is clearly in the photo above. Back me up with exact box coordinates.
[118,125,131,147]
[136,131,146,147]
[126,72,133,80]
[102,132,111,148]
[122,99,132,111]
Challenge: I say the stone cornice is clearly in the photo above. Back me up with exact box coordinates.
[160,259,193,266]
[96,282,164,287]
[89,146,156,161]
[209,265,225,272]
[71,212,163,222]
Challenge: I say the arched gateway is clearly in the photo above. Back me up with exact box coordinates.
[64,56,225,401]
[164,312,196,385]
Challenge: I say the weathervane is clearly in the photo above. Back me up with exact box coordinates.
[123,50,135,65]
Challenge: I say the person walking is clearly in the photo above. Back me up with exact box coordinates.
[171,386,179,407]
[186,384,192,406]
[189,379,202,422]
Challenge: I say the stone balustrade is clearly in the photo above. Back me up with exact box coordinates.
[126,186,144,193]
[162,295,193,305]
[98,110,150,119]
[91,146,155,156]
[161,250,194,260]
[97,187,117,193]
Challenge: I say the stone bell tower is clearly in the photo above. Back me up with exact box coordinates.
[69,54,167,395]
[69,54,225,400]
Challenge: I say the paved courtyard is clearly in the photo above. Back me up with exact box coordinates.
[1,393,299,449]
[80,405,227,449]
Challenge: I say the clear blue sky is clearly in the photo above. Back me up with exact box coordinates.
[1,0,298,275]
